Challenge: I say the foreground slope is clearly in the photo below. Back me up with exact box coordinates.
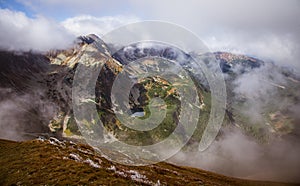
[0,138,298,186]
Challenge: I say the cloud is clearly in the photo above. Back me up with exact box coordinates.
[205,32,300,71]
[18,0,300,35]
[128,0,300,32]
[0,8,74,51]
[127,0,300,70]
[170,127,300,182]
[17,0,300,70]
[0,8,140,51]
[0,88,56,141]
[16,0,135,19]
[61,15,140,37]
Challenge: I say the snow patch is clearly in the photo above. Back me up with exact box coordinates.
[69,153,82,162]
[154,180,161,186]
[49,137,66,147]
[128,170,147,182]
[84,158,101,168]
[108,165,116,171]
[77,148,94,155]
[106,166,153,184]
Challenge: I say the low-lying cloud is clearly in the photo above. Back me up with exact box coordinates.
[170,127,300,182]
[0,88,57,141]
[205,32,300,72]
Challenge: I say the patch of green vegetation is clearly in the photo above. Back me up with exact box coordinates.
[66,115,81,136]
[64,128,72,137]
[232,109,270,143]
[108,77,181,146]
[185,90,212,150]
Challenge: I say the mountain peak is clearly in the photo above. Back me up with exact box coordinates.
[77,34,100,44]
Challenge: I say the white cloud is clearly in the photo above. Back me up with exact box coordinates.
[0,9,74,51]
[129,0,300,32]
[61,15,140,37]
[204,32,300,70]
[0,8,74,51]
[126,0,300,70]
[17,0,300,69]
[0,8,140,52]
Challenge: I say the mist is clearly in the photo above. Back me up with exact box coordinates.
[0,88,57,141]
[231,63,293,123]
[165,55,300,182]
[0,50,58,141]
[169,126,300,182]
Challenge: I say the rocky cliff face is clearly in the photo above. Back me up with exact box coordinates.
[45,35,186,147]
[0,51,54,140]
[0,34,299,146]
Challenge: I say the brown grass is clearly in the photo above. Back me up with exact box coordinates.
[0,139,298,186]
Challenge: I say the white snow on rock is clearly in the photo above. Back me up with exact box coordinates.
[77,147,94,155]
[49,137,66,147]
[69,153,82,162]
[107,166,153,185]
[107,165,116,171]
[128,170,147,182]
[84,158,101,168]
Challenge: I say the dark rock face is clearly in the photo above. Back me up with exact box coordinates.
[0,51,53,140]
[112,42,191,65]
[112,43,264,74]
[0,51,50,90]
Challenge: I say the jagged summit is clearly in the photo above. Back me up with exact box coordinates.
[77,34,99,44]
[76,34,111,55]
[111,42,191,65]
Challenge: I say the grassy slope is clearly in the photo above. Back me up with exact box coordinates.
[0,139,298,186]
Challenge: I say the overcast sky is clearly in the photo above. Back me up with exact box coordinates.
[0,0,300,70]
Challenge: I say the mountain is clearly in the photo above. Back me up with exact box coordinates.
[44,35,300,144]
[0,34,300,184]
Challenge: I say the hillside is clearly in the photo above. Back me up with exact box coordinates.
[0,138,298,186]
